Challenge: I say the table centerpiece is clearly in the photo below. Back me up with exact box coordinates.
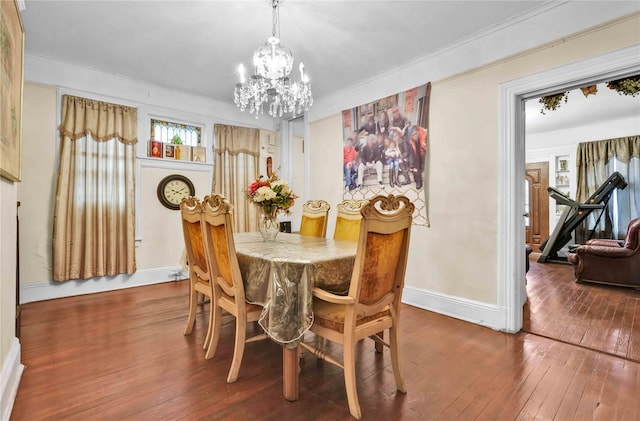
[247,174,297,241]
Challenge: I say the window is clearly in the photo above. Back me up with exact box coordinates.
[151,118,202,146]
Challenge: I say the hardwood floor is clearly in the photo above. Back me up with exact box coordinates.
[524,256,640,362]
[11,280,640,420]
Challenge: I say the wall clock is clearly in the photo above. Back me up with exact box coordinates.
[157,174,195,210]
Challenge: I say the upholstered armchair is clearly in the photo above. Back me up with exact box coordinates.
[180,197,215,353]
[299,195,414,419]
[567,217,640,288]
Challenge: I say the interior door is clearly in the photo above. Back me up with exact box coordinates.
[525,162,550,252]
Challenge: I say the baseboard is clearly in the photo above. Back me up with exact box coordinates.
[1,338,24,421]
[402,286,503,331]
[19,269,504,330]
[20,266,186,304]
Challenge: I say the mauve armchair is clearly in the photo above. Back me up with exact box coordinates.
[568,217,640,288]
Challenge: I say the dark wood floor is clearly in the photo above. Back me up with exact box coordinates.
[11,280,640,420]
[524,256,640,362]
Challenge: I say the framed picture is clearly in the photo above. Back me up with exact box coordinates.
[559,159,568,171]
[163,143,175,159]
[148,140,162,158]
[1,0,24,182]
[176,144,191,161]
[191,146,206,162]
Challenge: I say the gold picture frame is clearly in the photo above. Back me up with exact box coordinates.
[1,0,24,182]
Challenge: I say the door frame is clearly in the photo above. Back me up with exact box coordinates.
[497,44,640,333]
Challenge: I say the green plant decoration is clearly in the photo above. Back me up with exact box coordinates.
[539,92,569,114]
[606,75,640,97]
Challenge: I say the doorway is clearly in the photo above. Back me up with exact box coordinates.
[525,162,549,252]
[497,44,640,334]
[282,116,305,232]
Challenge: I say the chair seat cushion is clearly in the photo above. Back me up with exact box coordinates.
[312,297,390,333]
[246,302,263,314]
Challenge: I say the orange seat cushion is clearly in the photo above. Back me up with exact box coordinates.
[312,297,390,333]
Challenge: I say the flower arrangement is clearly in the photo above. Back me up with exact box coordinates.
[247,174,298,215]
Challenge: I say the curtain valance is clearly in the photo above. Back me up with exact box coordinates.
[576,135,640,166]
[60,95,138,144]
[214,124,260,157]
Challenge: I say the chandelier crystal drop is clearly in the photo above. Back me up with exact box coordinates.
[234,0,313,118]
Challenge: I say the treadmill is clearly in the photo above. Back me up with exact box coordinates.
[538,171,627,264]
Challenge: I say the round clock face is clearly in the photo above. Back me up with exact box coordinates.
[157,174,195,210]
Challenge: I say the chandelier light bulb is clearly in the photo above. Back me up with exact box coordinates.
[238,64,246,84]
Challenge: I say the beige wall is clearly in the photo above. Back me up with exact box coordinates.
[18,83,57,285]
[309,15,640,305]
[0,179,17,365]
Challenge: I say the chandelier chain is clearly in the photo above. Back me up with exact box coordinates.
[272,0,279,38]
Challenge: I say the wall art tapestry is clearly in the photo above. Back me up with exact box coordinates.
[341,83,430,226]
[0,0,24,182]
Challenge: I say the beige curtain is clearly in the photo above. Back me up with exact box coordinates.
[213,124,260,232]
[52,95,137,281]
[575,135,640,241]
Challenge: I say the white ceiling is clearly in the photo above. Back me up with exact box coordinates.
[21,0,550,103]
[20,1,640,133]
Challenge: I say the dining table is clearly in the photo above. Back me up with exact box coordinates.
[233,231,357,401]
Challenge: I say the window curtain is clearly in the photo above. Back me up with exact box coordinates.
[213,124,260,232]
[575,135,640,242]
[52,95,137,281]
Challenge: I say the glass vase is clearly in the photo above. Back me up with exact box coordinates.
[259,207,280,241]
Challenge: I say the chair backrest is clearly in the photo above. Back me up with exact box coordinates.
[624,217,640,250]
[349,195,414,314]
[180,197,209,284]
[333,199,369,241]
[201,194,246,302]
[300,199,331,237]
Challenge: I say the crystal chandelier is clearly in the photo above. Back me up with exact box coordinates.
[234,0,313,118]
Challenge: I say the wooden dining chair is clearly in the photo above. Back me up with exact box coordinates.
[200,194,268,382]
[333,199,369,241]
[180,197,215,353]
[299,199,331,237]
[300,194,414,419]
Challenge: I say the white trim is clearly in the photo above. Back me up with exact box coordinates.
[19,266,185,304]
[402,286,502,331]
[137,156,213,172]
[26,54,277,131]
[526,145,575,164]
[1,338,24,421]
[498,44,640,333]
